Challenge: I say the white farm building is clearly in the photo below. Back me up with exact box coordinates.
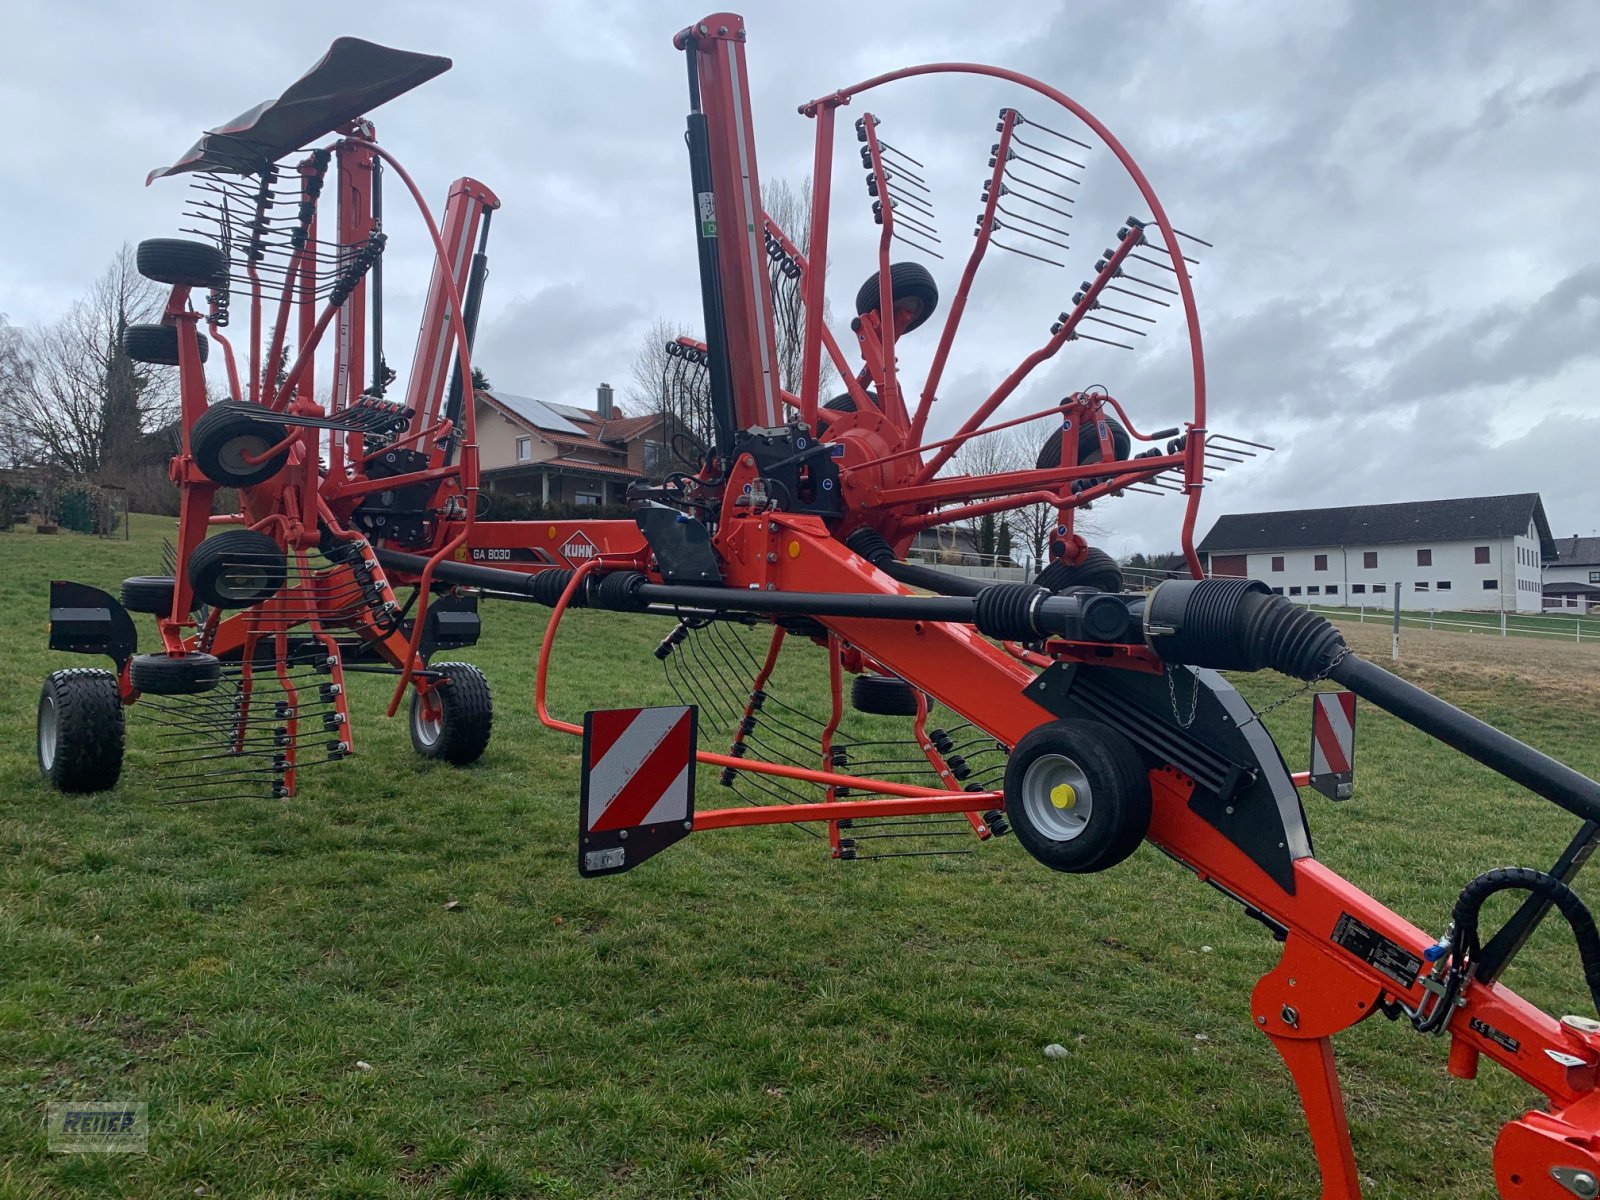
[1197,493,1555,613]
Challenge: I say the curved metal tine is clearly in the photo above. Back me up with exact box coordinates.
[1011,111,1093,152]
[892,232,945,260]
[1118,270,1180,297]
[1083,315,1147,338]
[994,220,1067,253]
[995,203,1070,238]
[1070,330,1134,350]
[1129,252,1181,274]
[1003,169,1076,206]
[1012,133,1086,171]
[885,166,932,195]
[877,139,926,171]
[895,210,941,240]
[891,186,937,219]
[992,237,1062,268]
[1209,433,1275,452]
[1095,302,1156,324]
[1104,282,1171,308]
[1011,152,1081,186]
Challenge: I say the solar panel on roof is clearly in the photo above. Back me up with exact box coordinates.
[486,391,586,436]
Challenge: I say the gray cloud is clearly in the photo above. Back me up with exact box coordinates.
[4,0,1597,548]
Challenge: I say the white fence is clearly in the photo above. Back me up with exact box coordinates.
[1300,603,1593,644]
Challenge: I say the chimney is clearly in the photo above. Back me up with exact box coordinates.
[596,382,614,419]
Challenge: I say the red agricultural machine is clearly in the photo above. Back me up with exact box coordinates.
[37,14,1600,1197]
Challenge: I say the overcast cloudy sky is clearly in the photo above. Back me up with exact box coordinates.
[4,1,1596,553]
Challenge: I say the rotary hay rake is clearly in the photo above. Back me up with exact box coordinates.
[34,13,1600,1198]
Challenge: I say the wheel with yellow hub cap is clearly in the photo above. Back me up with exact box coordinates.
[1003,718,1151,873]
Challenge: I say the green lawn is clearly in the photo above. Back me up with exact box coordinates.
[3,516,1600,1198]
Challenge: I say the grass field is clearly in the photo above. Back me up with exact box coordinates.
[3,516,1600,1198]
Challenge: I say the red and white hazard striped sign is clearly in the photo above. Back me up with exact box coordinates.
[578,705,697,876]
[1308,691,1356,801]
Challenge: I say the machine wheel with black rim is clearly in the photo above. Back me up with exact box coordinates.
[190,402,290,488]
[187,530,288,609]
[120,575,180,615]
[123,323,209,367]
[136,238,228,289]
[130,651,221,696]
[1036,413,1131,470]
[1036,547,1124,594]
[1003,718,1150,873]
[37,669,125,793]
[850,673,921,717]
[410,662,493,765]
[854,262,940,333]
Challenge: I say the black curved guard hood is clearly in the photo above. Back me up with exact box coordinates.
[147,37,451,184]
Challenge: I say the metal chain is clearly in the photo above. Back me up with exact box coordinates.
[1167,664,1202,729]
[1236,644,1352,731]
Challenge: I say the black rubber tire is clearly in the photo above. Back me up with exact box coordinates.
[410,662,493,765]
[37,669,125,793]
[190,402,290,488]
[1036,412,1131,470]
[120,575,178,615]
[136,238,227,289]
[130,652,221,696]
[850,673,921,717]
[122,323,209,366]
[187,530,288,609]
[1036,547,1124,594]
[1003,718,1151,873]
[854,262,939,333]
[823,393,859,413]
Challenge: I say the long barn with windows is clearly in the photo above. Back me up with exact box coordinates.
[1197,493,1555,613]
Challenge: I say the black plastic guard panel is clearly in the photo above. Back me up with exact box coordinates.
[1024,662,1311,894]
[49,581,137,668]
[635,503,723,584]
[148,38,452,182]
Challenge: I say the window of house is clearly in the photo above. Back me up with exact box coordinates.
[1436,580,1451,591]
[1307,585,1321,596]
[1417,548,1432,566]
[1590,570,1600,584]
[1314,554,1328,571]
[1372,583,1388,593]
[1271,556,1284,572]
[1474,545,1490,564]
[643,439,665,477]
[1414,581,1429,591]
[1483,579,1497,590]
[1270,587,1284,595]
[1351,584,1366,595]
[1363,551,1377,569]
[575,492,603,506]
[515,436,531,462]
[1288,586,1302,596]
[1326,584,1339,595]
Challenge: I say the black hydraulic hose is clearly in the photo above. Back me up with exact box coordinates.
[1330,655,1600,827]
[843,526,987,597]
[881,559,988,597]
[442,211,492,465]
[1452,868,1600,1014]
[1145,578,1600,826]
[681,40,738,462]
[374,548,1143,643]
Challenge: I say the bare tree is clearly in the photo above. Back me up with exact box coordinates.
[0,316,39,469]
[1,247,175,479]
[626,317,712,470]
[945,423,1105,571]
